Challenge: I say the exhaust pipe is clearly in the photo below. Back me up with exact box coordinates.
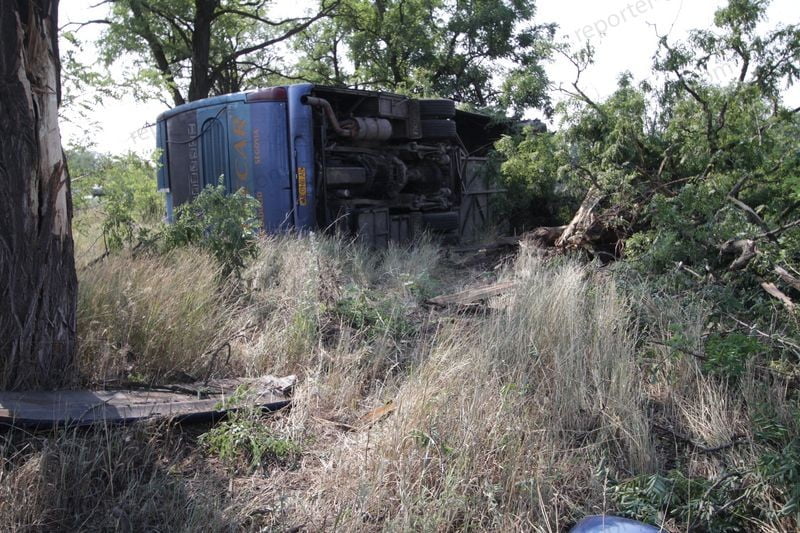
[302,96,353,138]
[302,96,392,141]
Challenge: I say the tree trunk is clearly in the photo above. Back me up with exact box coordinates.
[555,187,603,249]
[188,0,216,102]
[0,0,77,390]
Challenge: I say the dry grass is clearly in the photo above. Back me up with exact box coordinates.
[77,248,241,384]
[239,234,440,387]
[4,234,798,531]
[0,423,232,532]
[284,248,654,531]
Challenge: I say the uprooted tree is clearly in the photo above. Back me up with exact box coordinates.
[499,1,800,297]
[0,0,77,390]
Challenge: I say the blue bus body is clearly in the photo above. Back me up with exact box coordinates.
[156,84,502,245]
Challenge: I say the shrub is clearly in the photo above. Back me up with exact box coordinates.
[333,284,415,340]
[200,410,300,472]
[162,181,261,276]
[703,332,764,380]
[611,470,748,531]
[68,149,164,250]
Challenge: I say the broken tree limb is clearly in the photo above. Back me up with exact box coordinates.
[775,266,800,292]
[720,238,758,270]
[427,281,515,307]
[755,217,800,241]
[675,261,705,281]
[524,225,568,247]
[760,281,796,312]
[727,196,774,237]
[651,422,749,454]
[555,187,604,249]
[726,314,800,355]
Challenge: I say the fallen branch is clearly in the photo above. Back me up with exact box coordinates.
[427,281,515,307]
[728,195,772,236]
[755,217,800,241]
[760,281,796,312]
[675,261,706,281]
[775,266,800,292]
[719,238,757,270]
[648,339,707,361]
[726,314,800,355]
[652,422,748,454]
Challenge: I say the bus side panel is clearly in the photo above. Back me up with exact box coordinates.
[156,119,173,221]
[287,84,316,230]
[195,105,229,190]
[250,101,293,231]
[164,109,199,208]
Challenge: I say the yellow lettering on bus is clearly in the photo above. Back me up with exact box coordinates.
[233,117,246,137]
[297,167,307,206]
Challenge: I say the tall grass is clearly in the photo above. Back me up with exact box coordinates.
[240,234,440,382]
[291,249,654,530]
[0,424,231,532]
[77,248,241,384]
[5,233,797,531]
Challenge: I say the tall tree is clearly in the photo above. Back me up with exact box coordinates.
[100,0,339,106]
[0,0,77,389]
[294,0,554,114]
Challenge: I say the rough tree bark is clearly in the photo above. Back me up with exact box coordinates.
[555,187,603,249]
[0,0,77,390]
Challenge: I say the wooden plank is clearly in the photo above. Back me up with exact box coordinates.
[427,281,515,306]
[0,375,295,428]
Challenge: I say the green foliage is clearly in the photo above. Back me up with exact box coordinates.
[334,285,415,339]
[68,149,163,250]
[99,0,336,104]
[495,125,579,229]
[612,470,748,531]
[704,332,763,379]
[749,405,800,522]
[495,1,800,332]
[60,31,118,141]
[757,439,800,518]
[293,0,554,113]
[69,149,261,275]
[162,181,261,276]
[200,402,299,472]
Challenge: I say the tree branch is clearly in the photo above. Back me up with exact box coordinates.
[208,1,339,89]
[128,1,186,105]
[59,19,110,32]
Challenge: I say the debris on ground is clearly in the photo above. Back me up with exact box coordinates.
[358,400,397,428]
[0,375,296,428]
[427,281,515,307]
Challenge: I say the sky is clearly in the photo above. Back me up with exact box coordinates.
[58,0,800,155]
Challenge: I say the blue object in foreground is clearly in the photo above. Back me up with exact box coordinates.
[570,515,662,533]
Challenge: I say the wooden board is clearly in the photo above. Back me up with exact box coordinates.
[0,375,295,428]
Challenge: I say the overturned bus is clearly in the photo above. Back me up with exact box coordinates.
[156,84,505,246]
